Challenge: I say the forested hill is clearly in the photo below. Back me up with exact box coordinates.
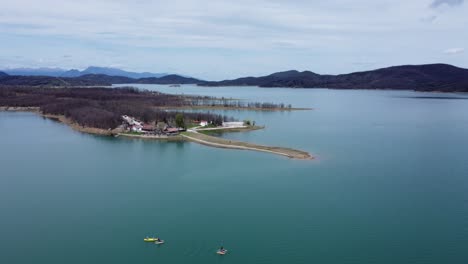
[2,64,468,92]
[137,75,202,84]
[199,64,468,92]
[0,74,202,86]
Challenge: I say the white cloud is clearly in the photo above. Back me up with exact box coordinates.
[0,0,431,50]
[443,48,465,54]
[0,0,468,79]
[430,0,464,8]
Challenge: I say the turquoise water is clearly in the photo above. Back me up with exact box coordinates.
[1,86,468,263]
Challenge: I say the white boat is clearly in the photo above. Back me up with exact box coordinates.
[216,249,227,255]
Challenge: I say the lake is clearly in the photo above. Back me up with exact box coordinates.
[1,85,468,264]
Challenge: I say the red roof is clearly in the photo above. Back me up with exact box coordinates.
[142,124,154,131]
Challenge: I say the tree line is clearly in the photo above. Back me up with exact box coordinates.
[187,97,292,109]
[0,86,231,129]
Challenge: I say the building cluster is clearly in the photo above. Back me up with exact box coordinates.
[121,115,183,136]
[193,120,209,127]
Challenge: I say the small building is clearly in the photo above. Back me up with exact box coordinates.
[122,115,134,125]
[164,127,180,135]
[131,124,143,132]
[142,124,155,132]
[200,120,209,126]
[122,115,142,127]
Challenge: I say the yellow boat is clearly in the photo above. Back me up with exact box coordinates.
[144,237,158,242]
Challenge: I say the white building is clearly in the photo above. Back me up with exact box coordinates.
[131,124,143,132]
[122,115,142,126]
[200,120,209,126]
[222,122,245,127]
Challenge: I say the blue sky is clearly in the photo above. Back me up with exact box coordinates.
[0,0,467,80]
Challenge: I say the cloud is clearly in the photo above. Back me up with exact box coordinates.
[443,48,465,54]
[0,1,468,79]
[0,0,418,51]
[430,0,464,8]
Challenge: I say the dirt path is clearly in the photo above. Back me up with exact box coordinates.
[181,131,312,160]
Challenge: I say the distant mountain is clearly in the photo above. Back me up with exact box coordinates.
[0,73,202,86]
[200,64,468,92]
[4,64,468,92]
[70,66,169,79]
[1,66,169,79]
[138,74,201,84]
[76,74,134,84]
[60,69,81,77]
[0,71,8,77]
[2,67,66,77]
[200,70,321,87]
[72,74,201,85]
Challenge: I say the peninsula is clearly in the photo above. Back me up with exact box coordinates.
[0,86,312,160]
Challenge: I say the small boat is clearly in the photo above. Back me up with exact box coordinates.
[154,239,165,245]
[216,249,228,255]
[144,237,158,242]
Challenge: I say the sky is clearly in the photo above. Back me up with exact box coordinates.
[0,0,467,80]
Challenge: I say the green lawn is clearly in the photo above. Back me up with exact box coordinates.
[122,131,144,135]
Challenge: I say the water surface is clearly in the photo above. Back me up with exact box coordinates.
[1,86,468,264]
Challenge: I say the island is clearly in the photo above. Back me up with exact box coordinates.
[0,86,313,160]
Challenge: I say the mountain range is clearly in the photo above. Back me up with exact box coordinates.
[1,64,468,92]
[1,66,169,79]
[0,73,201,86]
[199,64,468,92]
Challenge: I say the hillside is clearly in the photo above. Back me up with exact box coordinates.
[0,73,201,86]
[0,75,110,86]
[0,71,8,77]
[200,64,468,92]
[1,67,66,77]
[138,74,201,84]
[0,86,228,129]
[3,64,468,92]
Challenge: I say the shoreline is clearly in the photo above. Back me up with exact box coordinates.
[156,105,312,111]
[1,107,313,160]
[42,113,118,136]
[117,132,183,141]
[0,106,41,112]
[197,85,468,94]
[1,107,116,136]
[196,125,264,133]
[182,131,313,160]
